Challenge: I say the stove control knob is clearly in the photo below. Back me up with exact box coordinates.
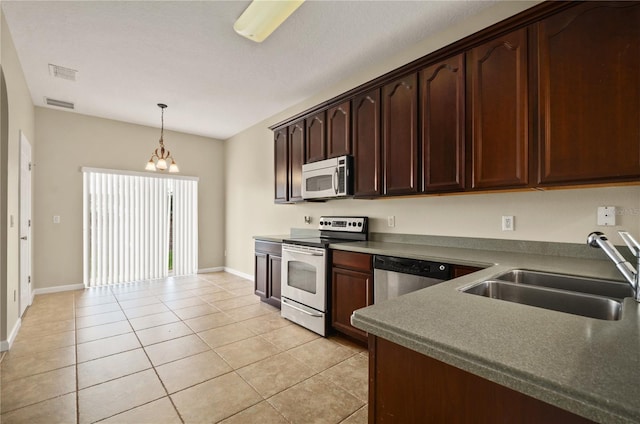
[358,222,363,227]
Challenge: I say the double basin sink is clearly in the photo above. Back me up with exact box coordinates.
[460,270,633,321]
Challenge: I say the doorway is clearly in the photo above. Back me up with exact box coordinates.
[19,131,32,316]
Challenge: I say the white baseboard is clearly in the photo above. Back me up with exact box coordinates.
[197,267,224,274]
[32,283,85,296]
[0,318,22,352]
[224,267,254,281]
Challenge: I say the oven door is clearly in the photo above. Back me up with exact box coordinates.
[281,244,326,312]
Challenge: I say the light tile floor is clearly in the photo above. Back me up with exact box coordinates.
[0,272,368,424]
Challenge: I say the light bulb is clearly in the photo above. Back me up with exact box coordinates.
[156,159,167,170]
[145,160,156,171]
[169,160,179,173]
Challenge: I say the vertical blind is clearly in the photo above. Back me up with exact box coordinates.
[172,179,198,276]
[82,168,198,287]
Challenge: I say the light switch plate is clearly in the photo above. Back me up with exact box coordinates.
[597,206,616,226]
[53,215,61,224]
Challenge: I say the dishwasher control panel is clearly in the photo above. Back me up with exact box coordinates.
[373,255,451,280]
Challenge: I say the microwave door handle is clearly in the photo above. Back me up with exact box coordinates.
[334,168,339,195]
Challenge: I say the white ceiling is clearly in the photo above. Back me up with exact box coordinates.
[2,0,497,140]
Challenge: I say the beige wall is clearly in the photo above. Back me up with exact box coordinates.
[34,108,225,289]
[224,1,640,276]
[1,10,36,345]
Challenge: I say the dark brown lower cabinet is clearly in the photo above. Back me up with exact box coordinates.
[254,241,282,308]
[369,336,594,424]
[452,264,483,278]
[331,250,373,343]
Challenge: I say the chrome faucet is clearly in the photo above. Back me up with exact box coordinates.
[587,231,640,302]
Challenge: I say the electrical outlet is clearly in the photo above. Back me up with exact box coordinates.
[387,216,396,228]
[304,216,312,224]
[502,215,515,231]
[597,206,616,226]
[53,215,61,224]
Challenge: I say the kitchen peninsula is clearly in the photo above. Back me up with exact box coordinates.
[344,238,639,424]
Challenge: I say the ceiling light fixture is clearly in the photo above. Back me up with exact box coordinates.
[233,0,304,43]
[145,103,179,173]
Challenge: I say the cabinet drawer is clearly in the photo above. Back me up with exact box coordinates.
[332,250,372,272]
[255,241,282,256]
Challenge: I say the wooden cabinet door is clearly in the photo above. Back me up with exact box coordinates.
[536,2,640,185]
[288,120,305,202]
[254,252,268,299]
[327,101,351,158]
[420,54,465,192]
[383,74,419,195]
[452,264,483,278]
[305,111,326,163]
[469,28,530,189]
[332,267,372,342]
[370,336,595,424]
[274,128,289,203]
[268,255,282,308]
[352,89,381,197]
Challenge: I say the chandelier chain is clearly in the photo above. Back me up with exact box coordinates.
[145,103,178,173]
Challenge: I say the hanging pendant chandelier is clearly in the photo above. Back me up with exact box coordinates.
[145,103,179,173]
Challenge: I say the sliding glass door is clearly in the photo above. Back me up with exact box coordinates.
[82,168,198,287]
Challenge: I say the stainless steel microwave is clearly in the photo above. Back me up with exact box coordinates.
[302,155,353,200]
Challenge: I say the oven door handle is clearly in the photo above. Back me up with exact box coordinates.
[282,247,324,256]
[283,299,323,317]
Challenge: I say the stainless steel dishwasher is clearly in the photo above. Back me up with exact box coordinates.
[373,255,452,303]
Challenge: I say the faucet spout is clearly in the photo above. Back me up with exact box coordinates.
[587,232,638,299]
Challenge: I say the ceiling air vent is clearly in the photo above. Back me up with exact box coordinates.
[44,97,75,109]
[48,64,77,81]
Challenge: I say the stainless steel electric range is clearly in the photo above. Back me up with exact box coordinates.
[280,216,368,336]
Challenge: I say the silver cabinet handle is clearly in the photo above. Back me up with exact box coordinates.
[283,299,323,317]
[334,168,339,195]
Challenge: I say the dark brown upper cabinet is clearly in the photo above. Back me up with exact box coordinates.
[420,54,465,192]
[305,111,326,163]
[468,28,530,189]
[288,120,305,202]
[352,89,382,197]
[383,74,419,195]
[536,2,640,185]
[274,127,289,203]
[326,102,351,158]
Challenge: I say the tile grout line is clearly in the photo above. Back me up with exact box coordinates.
[74,292,80,424]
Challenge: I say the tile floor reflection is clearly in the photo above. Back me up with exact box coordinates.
[0,273,368,423]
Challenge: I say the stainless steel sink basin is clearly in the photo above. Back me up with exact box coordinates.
[462,281,623,320]
[494,270,633,300]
